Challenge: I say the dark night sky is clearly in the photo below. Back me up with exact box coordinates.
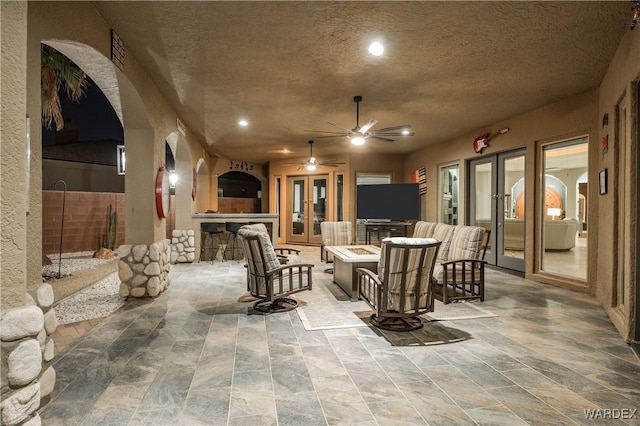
[42,73,124,146]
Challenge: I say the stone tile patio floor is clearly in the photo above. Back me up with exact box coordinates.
[40,246,640,425]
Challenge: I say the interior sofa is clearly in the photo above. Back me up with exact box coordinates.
[413,221,489,303]
[474,218,579,251]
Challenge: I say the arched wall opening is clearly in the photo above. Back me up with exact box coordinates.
[42,40,158,245]
[212,160,268,213]
[218,171,262,213]
[40,44,127,255]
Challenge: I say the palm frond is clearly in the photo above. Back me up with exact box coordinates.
[41,45,89,130]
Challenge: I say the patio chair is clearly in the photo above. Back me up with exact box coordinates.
[357,237,441,331]
[435,228,490,304]
[320,221,352,273]
[240,223,301,263]
[237,228,313,313]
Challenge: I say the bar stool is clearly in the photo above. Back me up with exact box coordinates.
[200,223,225,263]
[224,222,245,262]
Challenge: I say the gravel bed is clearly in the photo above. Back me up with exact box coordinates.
[45,251,124,324]
[54,272,125,324]
[43,251,116,279]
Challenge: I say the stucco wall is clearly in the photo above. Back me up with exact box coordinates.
[0,1,28,309]
[597,23,640,340]
[404,90,599,292]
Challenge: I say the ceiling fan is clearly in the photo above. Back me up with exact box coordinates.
[305,95,415,145]
[282,141,345,171]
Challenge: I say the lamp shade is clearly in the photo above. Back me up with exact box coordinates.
[547,207,561,218]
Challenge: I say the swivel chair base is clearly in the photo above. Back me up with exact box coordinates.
[369,313,424,332]
[252,297,298,314]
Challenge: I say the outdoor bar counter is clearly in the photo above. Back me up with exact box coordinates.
[191,213,279,262]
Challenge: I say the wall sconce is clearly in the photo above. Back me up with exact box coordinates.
[117,145,125,175]
[547,207,561,220]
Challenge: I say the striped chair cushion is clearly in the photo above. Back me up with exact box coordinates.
[412,221,437,238]
[448,226,486,261]
[432,223,456,263]
[378,237,439,312]
[377,236,438,281]
[238,228,281,297]
[237,228,280,272]
[321,221,352,262]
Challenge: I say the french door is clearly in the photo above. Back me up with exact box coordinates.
[287,175,327,244]
[469,149,526,272]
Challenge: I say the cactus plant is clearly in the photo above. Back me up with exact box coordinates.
[100,204,119,250]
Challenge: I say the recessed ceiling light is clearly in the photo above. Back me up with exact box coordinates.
[368,42,384,57]
[238,119,248,127]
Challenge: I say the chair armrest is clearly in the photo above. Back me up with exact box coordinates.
[356,267,381,285]
[275,247,301,256]
[267,263,314,276]
[441,258,486,268]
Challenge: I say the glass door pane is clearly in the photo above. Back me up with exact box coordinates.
[469,158,496,265]
[287,175,328,244]
[440,164,459,225]
[311,176,327,243]
[541,137,588,280]
[469,150,525,273]
[290,177,306,242]
[498,151,525,271]
[336,174,344,221]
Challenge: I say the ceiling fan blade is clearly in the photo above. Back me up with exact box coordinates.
[375,132,415,137]
[304,130,350,135]
[308,134,349,139]
[359,119,378,134]
[319,161,345,166]
[369,136,395,142]
[327,122,356,134]
[374,124,412,133]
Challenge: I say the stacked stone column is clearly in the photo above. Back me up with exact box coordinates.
[170,230,195,263]
[117,239,171,298]
[1,284,57,426]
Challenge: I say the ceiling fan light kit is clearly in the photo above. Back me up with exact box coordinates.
[350,136,366,145]
[305,95,414,145]
[282,140,346,170]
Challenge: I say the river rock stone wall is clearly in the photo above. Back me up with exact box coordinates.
[170,230,195,263]
[117,239,171,298]
[0,283,57,426]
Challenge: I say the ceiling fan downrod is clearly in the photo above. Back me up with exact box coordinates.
[353,95,362,130]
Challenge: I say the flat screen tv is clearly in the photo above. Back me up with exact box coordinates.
[357,183,420,221]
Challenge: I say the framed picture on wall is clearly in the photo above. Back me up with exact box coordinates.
[599,168,608,195]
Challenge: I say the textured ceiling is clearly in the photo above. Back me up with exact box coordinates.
[92,1,629,164]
